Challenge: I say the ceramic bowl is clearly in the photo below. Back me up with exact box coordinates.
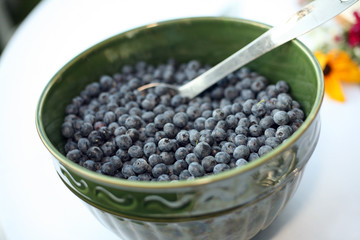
[36,17,323,240]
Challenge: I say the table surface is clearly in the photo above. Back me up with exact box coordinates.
[1,1,360,239]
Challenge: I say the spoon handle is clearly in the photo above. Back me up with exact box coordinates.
[179,0,359,99]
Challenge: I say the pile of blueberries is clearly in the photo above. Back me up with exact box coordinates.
[61,59,305,181]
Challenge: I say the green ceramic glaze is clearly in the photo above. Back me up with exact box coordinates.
[36,17,323,239]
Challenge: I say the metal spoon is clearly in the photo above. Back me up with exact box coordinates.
[138,0,358,99]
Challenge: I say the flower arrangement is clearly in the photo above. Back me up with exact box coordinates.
[299,0,360,102]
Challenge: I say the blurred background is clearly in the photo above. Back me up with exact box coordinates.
[0,0,40,54]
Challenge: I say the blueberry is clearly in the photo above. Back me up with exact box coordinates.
[158,138,175,152]
[276,125,293,141]
[248,114,260,125]
[141,98,156,111]
[148,154,163,167]
[215,152,231,164]
[188,162,205,177]
[125,115,142,129]
[235,125,249,135]
[186,106,201,120]
[101,141,116,156]
[101,162,116,176]
[276,93,292,111]
[233,145,250,159]
[173,160,188,175]
[142,111,156,123]
[257,135,266,146]
[238,118,250,128]
[265,137,281,148]
[85,82,101,97]
[108,122,119,133]
[171,95,184,107]
[231,103,243,114]
[78,138,91,153]
[173,112,188,128]
[213,163,230,174]
[157,174,171,181]
[83,160,96,171]
[235,158,248,167]
[145,123,156,137]
[87,146,103,162]
[200,156,216,172]
[205,117,217,130]
[247,137,260,153]
[224,86,238,100]
[249,124,263,137]
[291,119,304,132]
[251,101,266,117]
[221,142,236,155]
[154,114,170,129]
[115,134,132,150]
[202,110,213,118]
[128,145,143,158]
[122,164,136,178]
[258,145,273,156]
[62,122,74,138]
[143,142,157,157]
[84,114,96,124]
[128,176,139,181]
[79,122,93,137]
[103,111,116,125]
[114,126,127,136]
[273,110,290,126]
[234,134,247,146]
[264,128,276,138]
[194,117,206,131]
[189,129,200,146]
[153,104,167,115]
[275,80,290,93]
[215,120,228,130]
[225,115,238,129]
[66,149,82,163]
[249,153,260,161]
[163,123,178,138]
[288,108,304,122]
[266,85,279,98]
[132,158,150,174]
[98,126,111,141]
[212,109,226,121]
[185,153,199,164]
[199,131,215,145]
[211,127,227,142]
[115,148,130,162]
[175,147,189,161]
[176,130,190,146]
[110,156,122,170]
[126,128,140,142]
[259,116,274,129]
[152,163,169,178]
[138,173,153,181]
[194,142,212,159]
[179,170,192,180]
[160,151,175,165]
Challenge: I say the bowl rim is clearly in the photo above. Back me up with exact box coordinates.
[35,16,324,190]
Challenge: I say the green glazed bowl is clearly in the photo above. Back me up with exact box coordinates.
[36,17,323,240]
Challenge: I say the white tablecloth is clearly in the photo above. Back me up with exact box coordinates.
[1,1,359,239]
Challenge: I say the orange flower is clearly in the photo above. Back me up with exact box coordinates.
[314,49,360,102]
